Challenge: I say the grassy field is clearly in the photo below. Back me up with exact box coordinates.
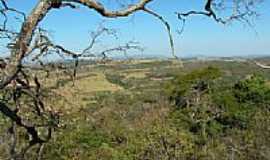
[1,58,270,159]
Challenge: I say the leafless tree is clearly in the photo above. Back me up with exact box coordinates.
[0,0,264,159]
[176,0,262,32]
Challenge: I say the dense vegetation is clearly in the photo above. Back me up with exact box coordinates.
[1,59,270,159]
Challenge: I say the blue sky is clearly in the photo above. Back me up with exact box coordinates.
[4,0,270,58]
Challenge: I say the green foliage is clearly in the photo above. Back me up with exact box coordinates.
[233,74,270,105]
[211,74,270,130]
[212,90,249,129]
[165,66,222,107]
[166,68,270,155]
[43,124,110,160]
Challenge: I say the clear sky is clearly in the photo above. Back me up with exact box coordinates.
[4,0,270,58]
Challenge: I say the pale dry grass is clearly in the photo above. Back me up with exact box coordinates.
[46,72,123,111]
[72,72,123,92]
[121,68,150,79]
[266,81,270,87]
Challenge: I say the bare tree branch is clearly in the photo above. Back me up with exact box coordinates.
[254,61,270,69]
[143,7,176,59]
[68,0,153,17]
[176,0,261,26]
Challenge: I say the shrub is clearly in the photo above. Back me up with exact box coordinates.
[233,74,270,105]
[165,66,222,108]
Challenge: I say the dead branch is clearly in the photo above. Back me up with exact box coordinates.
[176,0,261,26]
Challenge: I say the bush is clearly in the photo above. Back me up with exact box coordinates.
[166,68,270,144]
[233,74,270,105]
[165,66,222,107]
[105,73,130,89]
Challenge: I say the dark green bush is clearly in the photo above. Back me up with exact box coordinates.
[165,66,221,107]
[166,68,270,141]
[233,74,270,105]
